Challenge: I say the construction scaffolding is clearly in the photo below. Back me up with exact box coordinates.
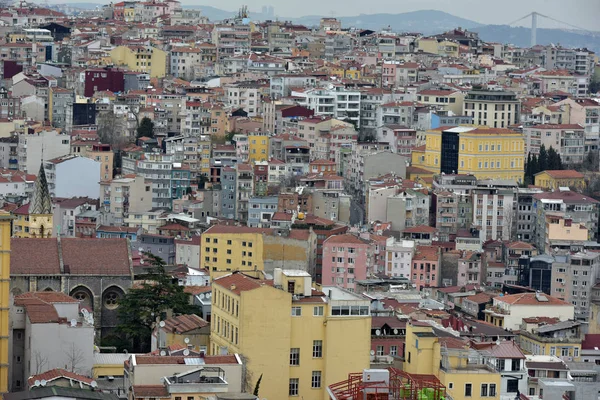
[328,368,446,400]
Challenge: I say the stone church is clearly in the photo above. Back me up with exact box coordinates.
[10,237,134,342]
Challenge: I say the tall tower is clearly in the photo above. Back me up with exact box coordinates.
[0,211,13,394]
[531,12,538,47]
[28,163,53,238]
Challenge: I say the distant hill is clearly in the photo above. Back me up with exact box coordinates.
[474,25,600,54]
[296,10,484,33]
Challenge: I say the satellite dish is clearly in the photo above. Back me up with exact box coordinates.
[160,350,166,356]
[40,380,47,387]
[393,329,398,334]
[159,321,166,328]
[34,380,40,387]
[91,381,98,388]
[184,337,190,344]
[370,350,375,356]
[70,319,77,327]
[375,329,381,336]
[183,349,190,356]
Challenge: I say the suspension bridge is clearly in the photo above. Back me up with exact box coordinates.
[507,12,594,47]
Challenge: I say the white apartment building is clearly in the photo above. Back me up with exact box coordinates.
[17,129,71,174]
[225,83,262,117]
[292,86,362,128]
[169,47,202,81]
[385,238,415,278]
[44,155,101,199]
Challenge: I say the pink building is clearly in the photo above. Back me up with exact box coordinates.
[456,251,483,287]
[411,245,441,290]
[322,234,372,290]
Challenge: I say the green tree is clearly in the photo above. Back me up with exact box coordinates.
[136,117,154,139]
[547,146,563,170]
[116,253,200,352]
[525,152,533,184]
[582,150,599,171]
[529,153,539,180]
[253,374,263,396]
[538,145,548,172]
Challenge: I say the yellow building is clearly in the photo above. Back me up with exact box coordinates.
[404,322,502,400]
[92,353,130,380]
[200,225,317,279]
[519,323,582,360]
[210,270,370,400]
[110,45,167,78]
[534,170,586,191]
[0,211,12,394]
[12,165,53,238]
[417,38,459,57]
[153,314,210,353]
[124,7,135,22]
[412,126,525,182]
[248,132,269,163]
[85,144,114,181]
[416,89,465,115]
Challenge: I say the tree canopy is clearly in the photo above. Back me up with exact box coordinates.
[524,145,564,185]
[116,253,201,352]
[136,117,155,139]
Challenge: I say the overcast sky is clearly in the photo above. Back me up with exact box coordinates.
[190,0,599,31]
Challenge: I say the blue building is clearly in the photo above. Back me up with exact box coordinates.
[96,225,140,240]
[247,195,279,227]
[171,163,192,201]
[220,167,237,219]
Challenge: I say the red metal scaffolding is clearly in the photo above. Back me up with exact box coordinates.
[328,368,446,400]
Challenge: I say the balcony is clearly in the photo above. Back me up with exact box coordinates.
[484,304,510,315]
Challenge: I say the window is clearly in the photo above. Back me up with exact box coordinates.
[376,345,384,356]
[506,379,518,393]
[489,384,496,396]
[311,371,322,388]
[289,378,299,396]
[313,340,323,357]
[313,306,324,316]
[390,346,398,356]
[290,348,300,365]
[465,383,472,397]
[481,384,488,397]
[291,307,302,316]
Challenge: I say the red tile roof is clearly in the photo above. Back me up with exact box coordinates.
[132,385,169,398]
[14,292,78,324]
[213,273,272,296]
[11,238,132,276]
[324,234,368,245]
[496,293,571,306]
[28,369,94,388]
[471,340,525,359]
[537,170,584,179]
[162,314,208,334]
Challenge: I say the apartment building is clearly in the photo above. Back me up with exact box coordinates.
[484,292,574,331]
[169,46,202,81]
[322,234,372,290]
[200,225,317,279]
[533,190,600,252]
[225,82,262,117]
[381,62,420,86]
[10,292,95,391]
[293,87,362,128]
[122,152,177,209]
[551,251,600,323]
[471,186,515,242]
[411,245,441,290]
[463,89,520,128]
[17,129,71,174]
[99,175,152,226]
[384,238,415,279]
[110,45,167,78]
[210,271,370,400]
[414,126,525,182]
[523,124,585,164]
[416,89,465,115]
